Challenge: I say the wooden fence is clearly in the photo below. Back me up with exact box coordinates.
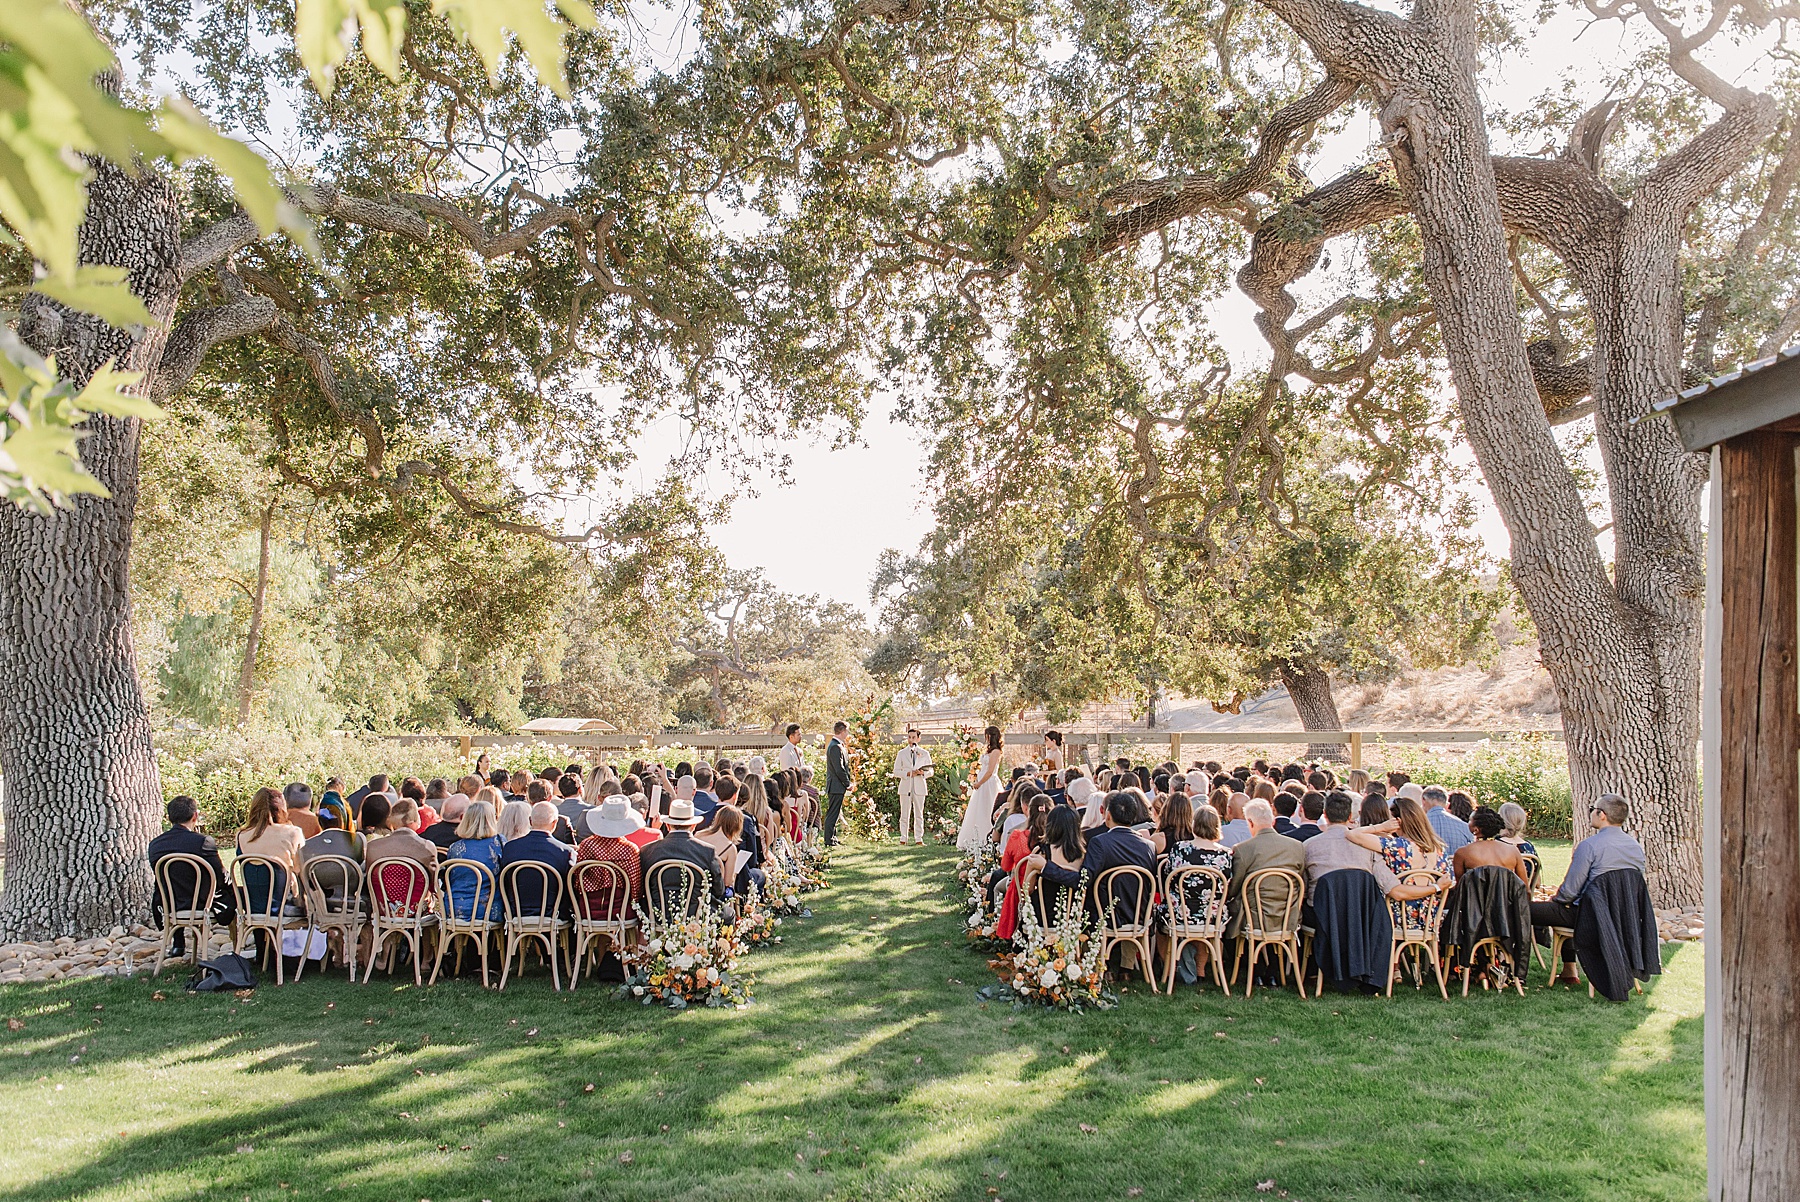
[393,727,1563,772]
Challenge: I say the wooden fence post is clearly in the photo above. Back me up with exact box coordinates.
[1169,733,1182,765]
[1349,732,1362,771]
[458,734,472,764]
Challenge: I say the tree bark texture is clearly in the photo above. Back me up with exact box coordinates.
[1253,0,1767,904]
[0,161,181,939]
[1275,657,1347,761]
[235,502,274,724]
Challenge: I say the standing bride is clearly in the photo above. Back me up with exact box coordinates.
[957,726,1004,851]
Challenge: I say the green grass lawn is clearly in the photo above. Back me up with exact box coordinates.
[0,842,1700,1202]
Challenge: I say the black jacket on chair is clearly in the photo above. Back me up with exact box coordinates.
[1573,868,1662,1001]
[1440,865,1532,971]
[1308,869,1394,992]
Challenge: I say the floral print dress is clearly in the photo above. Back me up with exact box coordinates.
[1162,841,1233,924]
[1377,835,1452,927]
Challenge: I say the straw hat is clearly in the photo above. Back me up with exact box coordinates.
[585,797,646,838]
[661,798,702,828]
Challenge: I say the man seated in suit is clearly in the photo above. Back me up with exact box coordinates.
[690,765,721,824]
[421,793,467,853]
[147,796,235,954]
[554,773,590,835]
[1026,791,1157,924]
[1272,790,1302,839]
[1225,800,1307,985]
[640,799,730,916]
[498,801,575,917]
[1292,792,1326,841]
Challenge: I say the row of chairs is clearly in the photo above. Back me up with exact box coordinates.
[1015,859,1547,1000]
[152,852,713,991]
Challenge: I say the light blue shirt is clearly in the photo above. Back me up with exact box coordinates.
[1556,825,1647,905]
[1219,819,1253,848]
[1427,806,1472,855]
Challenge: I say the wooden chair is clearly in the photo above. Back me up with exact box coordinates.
[1386,869,1450,1000]
[151,852,228,977]
[1162,865,1231,995]
[642,861,710,931]
[300,855,366,981]
[1519,853,1542,893]
[431,859,501,987]
[1233,867,1307,999]
[1094,865,1160,993]
[568,860,635,988]
[1463,935,1528,996]
[498,861,567,991]
[232,854,314,985]
[364,859,438,986]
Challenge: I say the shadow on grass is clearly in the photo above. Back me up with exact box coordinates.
[0,845,1703,1202]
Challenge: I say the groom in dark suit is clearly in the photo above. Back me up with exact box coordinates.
[823,720,851,845]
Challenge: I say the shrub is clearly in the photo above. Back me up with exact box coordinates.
[1377,736,1573,838]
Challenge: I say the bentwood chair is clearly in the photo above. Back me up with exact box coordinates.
[1233,868,1307,999]
[642,861,710,931]
[1387,870,1450,1000]
[232,854,313,985]
[1519,853,1543,894]
[1162,865,1231,995]
[1094,865,1160,993]
[498,861,567,992]
[364,858,438,986]
[568,860,635,989]
[151,853,228,977]
[300,855,366,981]
[432,859,501,987]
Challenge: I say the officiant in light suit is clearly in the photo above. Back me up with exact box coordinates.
[893,728,935,845]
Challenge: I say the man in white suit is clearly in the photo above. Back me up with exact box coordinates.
[893,727,935,845]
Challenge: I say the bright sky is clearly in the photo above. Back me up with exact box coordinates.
[661,8,1777,610]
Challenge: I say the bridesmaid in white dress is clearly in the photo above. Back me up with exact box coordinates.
[957,726,1004,851]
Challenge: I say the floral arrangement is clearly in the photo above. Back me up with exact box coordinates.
[956,838,1003,946]
[759,855,807,916]
[931,813,962,846]
[792,838,832,892]
[733,884,782,947]
[620,890,753,1009]
[1006,873,1115,1012]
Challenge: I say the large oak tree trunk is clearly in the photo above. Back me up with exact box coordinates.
[1275,656,1347,761]
[0,161,181,939]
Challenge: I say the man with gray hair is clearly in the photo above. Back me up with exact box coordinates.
[282,782,320,838]
[497,800,573,918]
[1412,782,1471,855]
[1225,798,1307,973]
[422,791,470,852]
[1530,793,1645,985]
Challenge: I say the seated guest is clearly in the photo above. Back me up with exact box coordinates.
[301,807,366,900]
[498,801,575,917]
[358,793,393,842]
[445,799,503,919]
[640,798,728,914]
[283,782,321,838]
[496,797,532,843]
[555,773,590,832]
[1025,791,1157,923]
[348,774,388,819]
[422,777,454,828]
[1447,790,1476,823]
[690,765,720,822]
[1218,793,1253,848]
[236,786,305,904]
[507,770,532,803]
[525,778,578,845]
[994,794,1055,939]
[1531,793,1647,986]
[1272,791,1301,838]
[623,788,664,851]
[1498,802,1537,860]
[694,804,745,896]
[1412,783,1472,854]
[316,782,351,832]
[1159,795,1234,982]
[1225,800,1307,946]
[489,768,513,796]
[1453,806,1531,886]
[422,792,468,853]
[148,795,234,952]
[1301,791,1441,906]
[456,774,482,803]
[1292,792,1325,842]
[366,798,440,872]
[1348,793,1452,881]
[577,797,647,913]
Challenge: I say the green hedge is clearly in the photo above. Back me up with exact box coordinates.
[1375,737,1573,838]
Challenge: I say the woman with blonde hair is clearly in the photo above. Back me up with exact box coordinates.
[496,798,533,844]
[446,799,503,919]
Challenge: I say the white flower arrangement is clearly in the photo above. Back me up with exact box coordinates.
[1007,872,1114,1012]
[619,884,753,1009]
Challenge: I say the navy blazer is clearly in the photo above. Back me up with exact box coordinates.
[1041,825,1157,920]
[498,831,572,916]
[148,825,232,916]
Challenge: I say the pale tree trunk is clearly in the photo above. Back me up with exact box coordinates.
[1255,0,1767,906]
[235,502,275,724]
[0,161,181,939]
[1275,656,1347,762]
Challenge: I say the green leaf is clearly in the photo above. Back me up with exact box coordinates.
[71,361,159,421]
[433,0,590,97]
[160,99,308,251]
[0,413,110,503]
[295,0,411,94]
[27,266,154,328]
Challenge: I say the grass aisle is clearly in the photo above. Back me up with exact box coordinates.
[0,844,1701,1201]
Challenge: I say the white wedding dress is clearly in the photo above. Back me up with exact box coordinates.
[956,750,1002,851]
